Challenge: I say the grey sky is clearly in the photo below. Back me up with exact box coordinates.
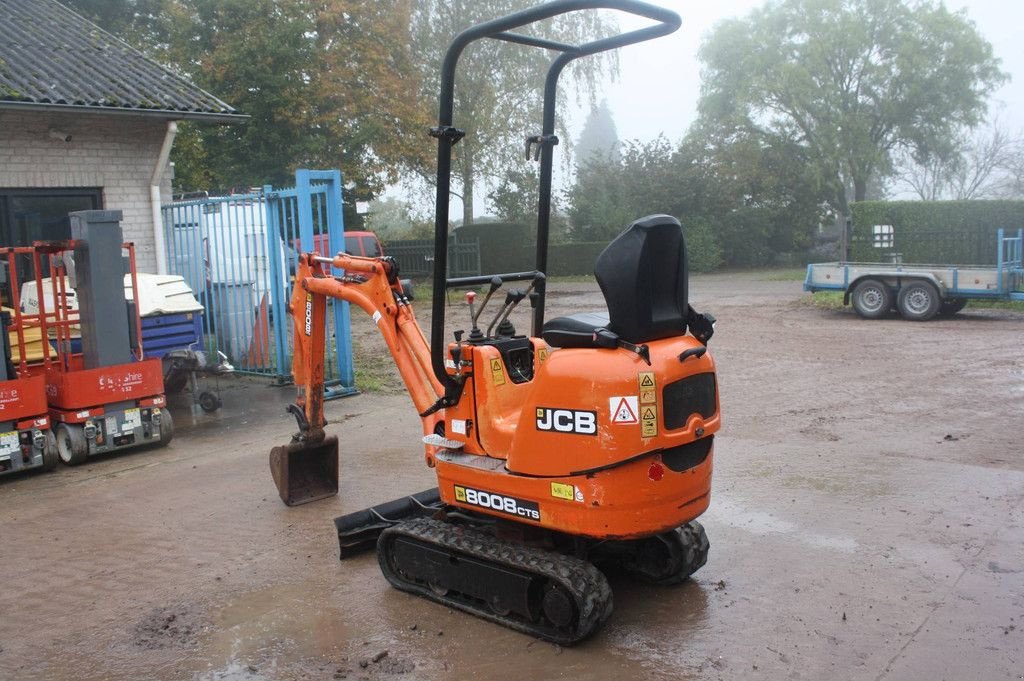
[584,0,1024,146]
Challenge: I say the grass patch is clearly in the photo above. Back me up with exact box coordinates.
[800,291,846,310]
[964,299,1024,311]
[800,291,1024,313]
[354,366,386,392]
[763,268,808,281]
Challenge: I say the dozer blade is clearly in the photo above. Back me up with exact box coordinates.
[269,435,339,506]
[334,488,442,558]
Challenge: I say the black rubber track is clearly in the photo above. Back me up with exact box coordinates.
[377,517,613,645]
[652,521,710,585]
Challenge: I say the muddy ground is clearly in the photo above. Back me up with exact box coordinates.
[0,271,1021,681]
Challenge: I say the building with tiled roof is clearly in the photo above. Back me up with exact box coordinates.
[0,0,245,274]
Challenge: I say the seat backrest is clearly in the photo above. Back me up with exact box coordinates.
[594,214,688,343]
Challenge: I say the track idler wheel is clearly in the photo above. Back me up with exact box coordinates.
[619,521,710,585]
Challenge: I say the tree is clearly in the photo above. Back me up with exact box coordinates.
[577,99,620,166]
[566,125,828,268]
[410,0,617,226]
[59,0,171,52]
[697,0,1007,215]
[63,0,432,225]
[488,167,539,224]
[567,137,682,242]
[681,125,829,266]
[894,120,1024,200]
[166,0,431,223]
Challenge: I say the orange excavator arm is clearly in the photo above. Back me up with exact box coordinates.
[287,252,447,443]
[271,251,448,505]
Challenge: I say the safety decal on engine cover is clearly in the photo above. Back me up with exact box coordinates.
[454,485,540,521]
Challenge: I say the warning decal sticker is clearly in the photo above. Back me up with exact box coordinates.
[640,404,658,437]
[609,396,639,424]
[490,358,506,386]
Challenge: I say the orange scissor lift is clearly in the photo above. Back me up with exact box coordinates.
[0,247,58,476]
[30,221,172,465]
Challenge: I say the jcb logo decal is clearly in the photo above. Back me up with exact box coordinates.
[303,294,313,336]
[535,408,597,435]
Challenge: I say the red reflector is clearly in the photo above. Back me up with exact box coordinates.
[648,462,664,481]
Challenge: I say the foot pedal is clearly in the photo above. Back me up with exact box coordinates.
[422,433,464,449]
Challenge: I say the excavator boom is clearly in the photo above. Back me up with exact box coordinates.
[270,252,444,505]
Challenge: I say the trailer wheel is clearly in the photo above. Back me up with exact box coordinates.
[55,423,88,466]
[939,297,968,317]
[851,279,892,319]
[42,431,59,471]
[897,281,941,321]
[198,391,221,413]
[158,410,174,447]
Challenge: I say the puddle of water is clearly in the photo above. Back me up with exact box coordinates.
[707,498,858,552]
[196,660,271,681]
[198,581,354,674]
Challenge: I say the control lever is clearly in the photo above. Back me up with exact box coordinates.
[486,274,544,338]
[465,291,480,340]
[488,289,525,338]
[451,329,465,376]
[469,276,502,340]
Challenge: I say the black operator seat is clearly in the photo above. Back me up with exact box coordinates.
[542,214,689,349]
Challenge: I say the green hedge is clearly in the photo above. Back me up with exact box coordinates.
[544,242,608,276]
[454,222,534,273]
[459,221,725,278]
[851,201,1024,264]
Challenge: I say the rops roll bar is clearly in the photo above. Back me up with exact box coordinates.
[430,0,681,398]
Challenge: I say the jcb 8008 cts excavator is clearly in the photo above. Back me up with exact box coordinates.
[270,0,720,644]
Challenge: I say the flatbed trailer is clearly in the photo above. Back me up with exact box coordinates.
[804,228,1024,321]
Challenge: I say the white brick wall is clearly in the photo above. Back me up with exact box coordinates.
[0,111,173,273]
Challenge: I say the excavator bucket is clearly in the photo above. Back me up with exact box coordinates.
[269,435,339,506]
[334,488,443,558]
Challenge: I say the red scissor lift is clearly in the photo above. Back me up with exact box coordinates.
[32,238,171,465]
[0,247,58,476]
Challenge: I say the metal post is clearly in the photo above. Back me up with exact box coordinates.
[295,169,356,399]
[264,185,289,380]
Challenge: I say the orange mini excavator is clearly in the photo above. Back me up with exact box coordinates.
[270,0,720,644]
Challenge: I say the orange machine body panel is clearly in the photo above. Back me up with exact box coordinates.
[435,335,718,539]
[45,358,164,412]
[0,374,49,423]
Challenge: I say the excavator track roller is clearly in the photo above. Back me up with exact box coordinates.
[269,435,339,506]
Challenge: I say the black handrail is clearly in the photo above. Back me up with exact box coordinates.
[430,0,681,398]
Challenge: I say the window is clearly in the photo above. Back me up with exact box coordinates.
[872,224,894,248]
[0,187,103,290]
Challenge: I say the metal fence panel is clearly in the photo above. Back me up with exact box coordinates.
[384,237,480,278]
[161,170,355,396]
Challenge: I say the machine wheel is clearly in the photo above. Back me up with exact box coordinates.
[938,297,968,317]
[198,391,221,413]
[55,423,89,466]
[897,281,941,321]
[850,279,892,319]
[158,409,174,446]
[41,431,59,471]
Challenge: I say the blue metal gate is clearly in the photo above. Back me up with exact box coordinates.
[161,169,355,396]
